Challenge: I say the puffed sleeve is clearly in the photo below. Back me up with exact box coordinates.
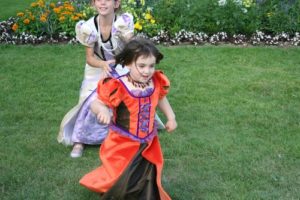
[154,71,170,99]
[113,13,134,38]
[75,19,98,47]
[97,77,122,108]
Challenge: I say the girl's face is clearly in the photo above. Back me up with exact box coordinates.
[93,0,119,16]
[128,55,156,83]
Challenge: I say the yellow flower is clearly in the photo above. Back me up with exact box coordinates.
[76,13,83,18]
[12,23,18,31]
[150,19,155,24]
[31,2,38,7]
[267,12,273,17]
[145,13,152,20]
[37,0,45,7]
[27,12,35,21]
[65,5,75,12]
[50,3,55,8]
[134,22,142,31]
[40,15,47,22]
[23,18,30,25]
[59,16,66,22]
[243,0,253,8]
[17,12,24,17]
[64,1,70,6]
[61,11,72,15]
[71,15,79,21]
[53,7,61,14]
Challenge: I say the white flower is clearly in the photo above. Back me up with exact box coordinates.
[146,7,153,12]
[218,0,226,6]
[241,8,247,13]
[233,0,242,6]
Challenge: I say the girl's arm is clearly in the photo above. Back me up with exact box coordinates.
[158,97,177,132]
[85,47,113,75]
[91,98,112,125]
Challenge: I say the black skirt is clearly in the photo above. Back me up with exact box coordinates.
[101,143,161,200]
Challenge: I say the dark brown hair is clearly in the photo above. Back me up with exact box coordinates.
[115,38,164,66]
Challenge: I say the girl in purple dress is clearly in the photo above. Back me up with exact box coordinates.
[57,0,134,158]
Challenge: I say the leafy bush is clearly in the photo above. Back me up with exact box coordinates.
[257,0,300,34]
[150,0,188,35]
[151,0,300,36]
[122,0,162,37]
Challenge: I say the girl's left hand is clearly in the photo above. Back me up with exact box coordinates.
[96,109,111,125]
[165,119,177,133]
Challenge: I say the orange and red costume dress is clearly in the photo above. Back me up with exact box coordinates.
[79,71,172,200]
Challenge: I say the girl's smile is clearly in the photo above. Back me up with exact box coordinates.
[94,0,118,16]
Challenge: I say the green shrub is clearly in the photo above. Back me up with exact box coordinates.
[151,0,300,36]
[257,0,300,34]
[151,0,260,36]
[151,0,189,35]
[122,0,162,37]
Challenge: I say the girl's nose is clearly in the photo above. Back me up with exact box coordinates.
[143,67,151,74]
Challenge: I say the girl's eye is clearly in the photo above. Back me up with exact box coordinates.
[137,64,155,68]
[137,64,146,68]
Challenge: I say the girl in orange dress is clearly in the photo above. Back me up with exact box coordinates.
[80,38,177,199]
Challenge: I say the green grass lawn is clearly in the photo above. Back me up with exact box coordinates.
[0,0,35,20]
[1,1,300,200]
[1,44,300,199]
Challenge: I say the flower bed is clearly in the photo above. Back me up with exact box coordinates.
[2,17,299,46]
[1,0,300,46]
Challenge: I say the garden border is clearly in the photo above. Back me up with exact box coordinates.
[1,18,300,47]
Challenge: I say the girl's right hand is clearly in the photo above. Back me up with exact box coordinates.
[101,60,115,77]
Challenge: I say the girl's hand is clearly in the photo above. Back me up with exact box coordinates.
[100,60,115,79]
[101,60,115,77]
[96,109,111,125]
[165,119,177,133]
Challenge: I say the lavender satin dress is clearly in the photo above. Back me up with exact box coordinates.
[71,65,129,144]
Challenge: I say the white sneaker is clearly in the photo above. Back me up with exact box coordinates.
[70,143,84,158]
